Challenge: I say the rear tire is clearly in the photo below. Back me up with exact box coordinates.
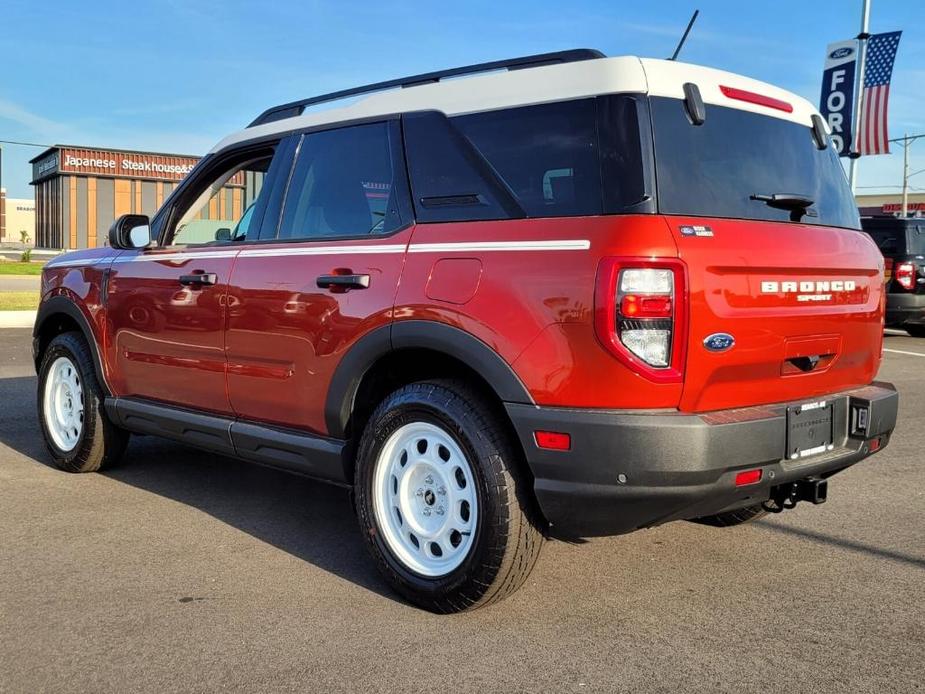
[354,380,543,613]
[692,503,767,527]
[37,332,129,473]
[906,325,925,338]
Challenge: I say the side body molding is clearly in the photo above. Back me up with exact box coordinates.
[324,320,535,439]
[33,295,110,394]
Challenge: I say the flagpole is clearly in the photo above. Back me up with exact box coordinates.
[848,0,871,192]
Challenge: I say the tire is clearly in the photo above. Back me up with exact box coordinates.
[906,325,925,338]
[37,331,129,473]
[354,380,543,613]
[691,503,767,527]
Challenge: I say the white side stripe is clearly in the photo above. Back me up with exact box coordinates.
[45,257,115,268]
[44,239,591,269]
[408,240,591,253]
[240,244,406,258]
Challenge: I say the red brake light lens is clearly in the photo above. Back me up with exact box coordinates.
[895,262,916,291]
[620,294,673,318]
[719,85,793,113]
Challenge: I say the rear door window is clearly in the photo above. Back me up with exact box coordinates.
[650,97,860,229]
[277,121,409,240]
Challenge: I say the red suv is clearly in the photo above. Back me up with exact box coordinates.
[34,50,898,612]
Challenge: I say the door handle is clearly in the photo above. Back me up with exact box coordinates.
[316,273,370,290]
[179,272,218,287]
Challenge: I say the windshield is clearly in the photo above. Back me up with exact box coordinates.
[650,97,860,229]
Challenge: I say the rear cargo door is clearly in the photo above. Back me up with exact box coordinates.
[648,95,884,412]
[667,216,882,412]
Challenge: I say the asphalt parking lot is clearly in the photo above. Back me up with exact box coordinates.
[0,327,922,693]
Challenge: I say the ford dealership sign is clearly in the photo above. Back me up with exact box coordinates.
[820,39,859,156]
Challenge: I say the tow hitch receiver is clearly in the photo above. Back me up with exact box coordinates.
[764,477,828,513]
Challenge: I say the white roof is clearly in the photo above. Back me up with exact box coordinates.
[210,56,821,153]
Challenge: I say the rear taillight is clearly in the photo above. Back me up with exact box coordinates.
[594,258,688,383]
[895,262,916,291]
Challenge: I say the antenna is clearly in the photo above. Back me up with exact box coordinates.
[669,9,699,61]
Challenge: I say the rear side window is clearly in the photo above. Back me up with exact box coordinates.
[403,96,649,223]
[650,97,860,229]
[911,226,925,255]
[451,99,601,217]
[277,121,408,240]
[864,230,902,255]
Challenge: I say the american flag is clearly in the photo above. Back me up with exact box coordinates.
[858,31,901,155]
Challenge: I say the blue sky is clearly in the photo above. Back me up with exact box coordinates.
[1,0,921,199]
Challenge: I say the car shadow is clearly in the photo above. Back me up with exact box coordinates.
[0,374,396,602]
[753,518,925,569]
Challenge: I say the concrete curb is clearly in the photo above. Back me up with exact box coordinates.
[0,311,36,329]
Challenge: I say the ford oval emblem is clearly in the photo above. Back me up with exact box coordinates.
[704,333,735,352]
[829,46,854,60]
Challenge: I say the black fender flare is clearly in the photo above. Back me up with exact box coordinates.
[33,295,110,395]
[324,320,534,438]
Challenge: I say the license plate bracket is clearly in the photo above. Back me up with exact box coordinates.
[786,400,834,460]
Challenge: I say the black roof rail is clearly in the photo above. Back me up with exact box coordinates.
[247,48,606,128]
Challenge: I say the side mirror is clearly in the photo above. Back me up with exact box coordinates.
[108,214,152,250]
[214,228,232,242]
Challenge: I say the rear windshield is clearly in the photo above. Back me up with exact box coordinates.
[650,97,860,229]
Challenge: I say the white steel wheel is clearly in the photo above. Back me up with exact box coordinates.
[42,356,85,452]
[372,421,478,577]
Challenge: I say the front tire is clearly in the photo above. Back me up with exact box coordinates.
[354,380,543,613]
[906,325,925,338]
[37,332,129,472]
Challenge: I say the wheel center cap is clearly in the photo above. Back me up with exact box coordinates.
[423,489,436,506]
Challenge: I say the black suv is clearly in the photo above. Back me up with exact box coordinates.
[862,216,925,337]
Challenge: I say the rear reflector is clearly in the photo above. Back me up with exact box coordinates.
[869,437,881,453]
[735,469,763,486]
[534,431,571,451]
[719,85,793,113]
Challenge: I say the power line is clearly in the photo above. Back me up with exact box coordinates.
[0,139,53,148]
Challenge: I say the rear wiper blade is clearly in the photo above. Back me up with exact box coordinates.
[750,193,814,211]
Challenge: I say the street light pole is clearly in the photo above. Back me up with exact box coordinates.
[848,0,871,193]
[891,133,925,217]
[902,133,910,216]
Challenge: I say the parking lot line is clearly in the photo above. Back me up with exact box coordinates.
[884,348,925,357]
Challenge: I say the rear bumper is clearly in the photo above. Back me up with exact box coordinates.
[886,292,925,326]
[506,383,898,538]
